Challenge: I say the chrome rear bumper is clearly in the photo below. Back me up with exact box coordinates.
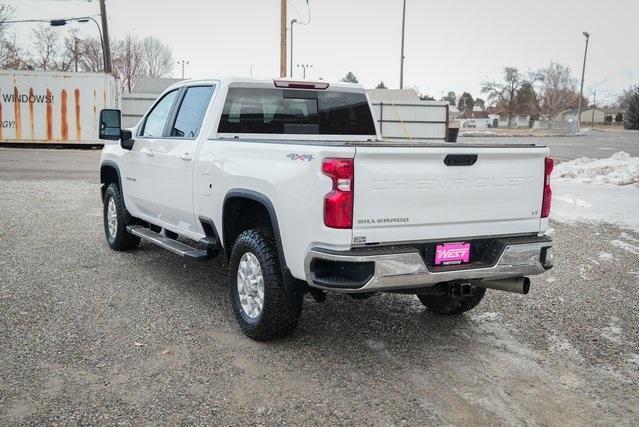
[304,237,552,293]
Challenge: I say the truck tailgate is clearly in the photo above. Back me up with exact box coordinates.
[353,145,548,245]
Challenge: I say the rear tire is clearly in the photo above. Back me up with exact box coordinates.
[229,229,303,341]
[103,183,140,251]
[417,286,486,315]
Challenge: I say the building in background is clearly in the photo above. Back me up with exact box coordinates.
[121,77,182,128]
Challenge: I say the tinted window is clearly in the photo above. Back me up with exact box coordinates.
[141,89,179,137]
[218,87,375,135]
[171,86,214,138]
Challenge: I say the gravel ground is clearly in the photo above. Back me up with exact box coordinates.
[1,149,638,425]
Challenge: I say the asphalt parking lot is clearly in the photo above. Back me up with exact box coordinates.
[460,129,639,161]
[1,146,638,425]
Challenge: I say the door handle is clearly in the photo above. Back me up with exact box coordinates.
[144,150,155,157]
[444,154,477,166]
[180,153,193,161]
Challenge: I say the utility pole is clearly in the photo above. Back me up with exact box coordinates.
[99,0,112,74]
[177,60,189,79]
[577,31,590,131]
[399,0,406,89]
[591,89,597,125]
[280,0,287,77]
[290,19,297,78]
[74,36,79,72]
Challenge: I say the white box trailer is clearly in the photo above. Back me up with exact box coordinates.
[0,70,120,144]
[370,101,449,141]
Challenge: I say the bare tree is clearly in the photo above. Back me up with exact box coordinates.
[0,33,31,69]
[30,25,65,71]
[0,4,31,69]
[481,67,527,127]
[78,36,104,72]
[141,36,173,78]
[113,33,145,93]
[61,28,83,72]
[537,62,580,126]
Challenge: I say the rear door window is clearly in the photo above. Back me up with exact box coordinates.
[217,87,375,135]
[170,86,214,138]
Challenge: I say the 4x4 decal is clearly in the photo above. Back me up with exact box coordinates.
[287,153,314,161]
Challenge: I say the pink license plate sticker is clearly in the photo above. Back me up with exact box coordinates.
[434,242,471,265]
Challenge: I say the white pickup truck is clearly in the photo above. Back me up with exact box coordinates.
[98,78,553,341]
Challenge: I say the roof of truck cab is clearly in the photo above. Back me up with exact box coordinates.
[164,77,365,91]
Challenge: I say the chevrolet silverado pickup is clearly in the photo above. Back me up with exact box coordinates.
[98,78,553,341]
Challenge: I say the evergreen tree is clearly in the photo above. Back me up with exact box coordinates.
[375,81,387,89]
[441,91,456,105]
[341,72,358,83]
[621,85,639,130]
[457,92,475,113]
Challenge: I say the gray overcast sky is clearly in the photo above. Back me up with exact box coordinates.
[8,0,639,104]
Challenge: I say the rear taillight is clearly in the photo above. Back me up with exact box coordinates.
[541,157,553,218]
[322,158,354,229]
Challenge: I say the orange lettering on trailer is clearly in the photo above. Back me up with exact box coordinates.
[61,89,68,141]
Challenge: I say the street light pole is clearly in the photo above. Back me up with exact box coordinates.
[177,60,189,79]
[577,31,590,132]
[290,19,297,78]
[98,0,112,74]
[399,0,406,89]
[280,0,287,77]
[297,64,312,79]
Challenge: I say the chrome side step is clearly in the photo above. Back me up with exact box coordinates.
[127,225,211,260]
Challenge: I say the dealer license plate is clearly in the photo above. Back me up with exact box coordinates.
[434,242,471,266]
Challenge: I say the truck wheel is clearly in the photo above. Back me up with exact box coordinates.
[417,287,486,315]
[103,183,140,251]
[229,229,303,341]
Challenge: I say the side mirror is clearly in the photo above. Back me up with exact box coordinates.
[99,109,122,140]
[120,130,134,150]
[99,109,135,150]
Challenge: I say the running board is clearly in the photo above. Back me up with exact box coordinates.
[127,225,213,260]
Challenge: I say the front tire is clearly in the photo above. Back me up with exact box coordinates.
[229,229,303,341]
[103,183,140,251]
[417,286,486,315]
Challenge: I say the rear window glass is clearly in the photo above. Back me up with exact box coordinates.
[217,87,376,135]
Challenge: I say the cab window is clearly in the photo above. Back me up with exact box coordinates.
[140,89,179,137]
[170,86,214,138]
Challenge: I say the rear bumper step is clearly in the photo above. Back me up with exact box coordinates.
[304,237,552,292]
[127,225,212,260]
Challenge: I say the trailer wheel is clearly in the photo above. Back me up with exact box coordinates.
[417,287,486,315]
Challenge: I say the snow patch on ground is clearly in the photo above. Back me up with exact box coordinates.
[601,325,624,344]
[551,152,639,231]
[470,312,500,322]
[554,151,639,185]
[597,251,614,261]
[610,240,639,256]
[551,182,639,231]
[547,334,583,361]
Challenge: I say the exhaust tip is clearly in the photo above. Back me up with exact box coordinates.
[521,277,530,295]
